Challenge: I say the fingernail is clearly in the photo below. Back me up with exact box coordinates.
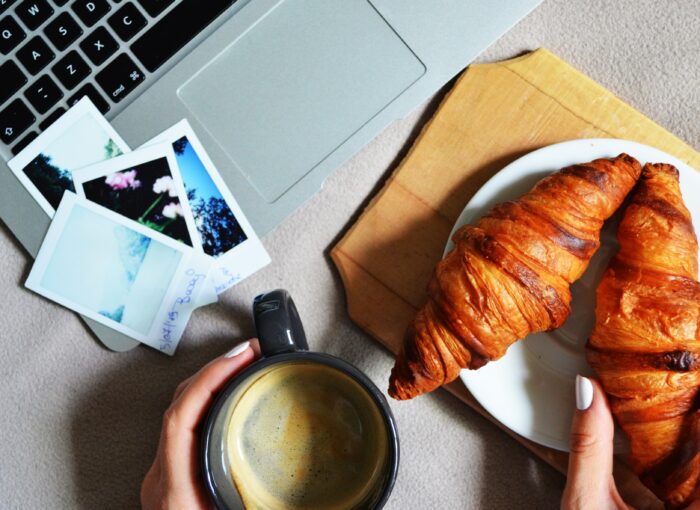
[576,375,594,410]
[224,341,250,359]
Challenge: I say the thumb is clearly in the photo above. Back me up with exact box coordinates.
[561,375,627,510]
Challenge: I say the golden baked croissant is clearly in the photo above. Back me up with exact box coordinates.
[388,154,642,400]
[586,163,700,508]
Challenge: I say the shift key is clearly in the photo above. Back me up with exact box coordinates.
[95,53,145,103]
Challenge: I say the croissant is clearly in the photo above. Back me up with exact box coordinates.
[586,163,700,508]
[388,154,642,400]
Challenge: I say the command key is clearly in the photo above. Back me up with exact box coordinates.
[96,53,145,103]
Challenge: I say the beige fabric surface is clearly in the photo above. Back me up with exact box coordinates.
[1,1,699,508]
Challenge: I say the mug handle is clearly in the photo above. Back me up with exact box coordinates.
[253,289,309,356]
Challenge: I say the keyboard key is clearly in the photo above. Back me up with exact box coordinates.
[15,0,53,30]
[52,0,69,5]
[24,73,62,113]
[136,0,171,17]
[95,52,143,102]
[0,0,19,15]
[44,11,82,50]
[0,60,27,104]
[52,49,89,89]
[11,129,37,154]
[38,105,64,129]
[0,15,25,54]
[16,35,54,74]
[108,2,144,41]
[0,98,34,143]
[67,83,109,113]
[131,0,235,72]
[79,25,116,65]
[70,0,109,26]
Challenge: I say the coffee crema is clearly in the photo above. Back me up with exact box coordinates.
[225,362,389,509]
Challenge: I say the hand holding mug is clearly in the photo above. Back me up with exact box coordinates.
[202,290,399,509]
[142,290,398,510]
[140,340,258,510]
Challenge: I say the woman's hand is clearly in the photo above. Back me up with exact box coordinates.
[561,376,700,510]
[561,375,629,510]
[141,340,257,510]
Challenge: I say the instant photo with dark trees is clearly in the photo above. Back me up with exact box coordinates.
[23,154,76,210]
[188,189,247,256]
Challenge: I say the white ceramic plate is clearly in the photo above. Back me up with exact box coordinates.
[446,139,700,451]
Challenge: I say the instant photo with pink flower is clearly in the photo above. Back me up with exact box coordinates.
[105,170,141,190]
[71,143,199,247]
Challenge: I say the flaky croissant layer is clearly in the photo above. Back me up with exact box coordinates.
[587,163,700,509]
[389,153,642,400]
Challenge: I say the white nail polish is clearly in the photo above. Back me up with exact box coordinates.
[224,341,250,359]
[575,375,594,410]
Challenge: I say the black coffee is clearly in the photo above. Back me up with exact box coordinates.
[225,362,389,509]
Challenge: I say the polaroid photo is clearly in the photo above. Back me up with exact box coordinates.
[71,142,200,249]
[26,192,213,355]
[8,97,130,217]
[144,119,271,293]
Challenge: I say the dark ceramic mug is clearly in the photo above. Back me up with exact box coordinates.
[202,289,399,510]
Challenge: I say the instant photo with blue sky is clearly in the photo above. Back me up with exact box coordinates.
[144,120,270,294]
[172,135,247,257]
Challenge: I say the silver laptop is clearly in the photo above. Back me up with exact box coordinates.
[0,0,542,351]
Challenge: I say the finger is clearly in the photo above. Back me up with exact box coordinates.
[562,375,627,509]
[167,340,256,433]
[172,375,194,402]
[569,376,614,470]
[169,339,259,403]
[249,338,261,358]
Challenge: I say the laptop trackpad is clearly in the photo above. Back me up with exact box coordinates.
[178,0,425,203]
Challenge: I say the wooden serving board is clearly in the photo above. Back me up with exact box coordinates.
[331,48,700,508]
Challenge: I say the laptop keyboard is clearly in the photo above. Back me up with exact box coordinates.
[0,0,238,155]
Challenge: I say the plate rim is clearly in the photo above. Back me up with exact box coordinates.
[448,138,700,451]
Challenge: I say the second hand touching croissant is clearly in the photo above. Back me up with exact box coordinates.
[389,153,642,400]
[587,163,700,508]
